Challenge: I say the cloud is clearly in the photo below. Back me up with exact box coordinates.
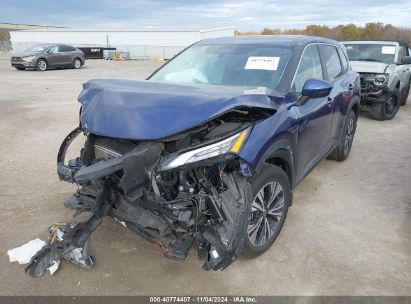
[1,0,410,30]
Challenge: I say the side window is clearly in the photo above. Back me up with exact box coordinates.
[337,47,349,73]
[319,45,342,80]
[59,45,75,52]
[48,46,58,54]
[292,45,323,97]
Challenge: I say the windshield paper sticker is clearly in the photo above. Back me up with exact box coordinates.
[381,46,396,54]
[245,57,279,71]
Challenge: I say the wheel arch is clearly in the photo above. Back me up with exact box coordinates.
[36,57,48,65]
[74,57,83,65]
[349,95,360,119]
[263,148,294,189]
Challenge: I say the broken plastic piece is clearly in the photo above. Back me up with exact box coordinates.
[7,238,47,265]
[48,260,60,275]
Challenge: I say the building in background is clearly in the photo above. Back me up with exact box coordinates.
[9,27,235,59]
[0,23,65,53]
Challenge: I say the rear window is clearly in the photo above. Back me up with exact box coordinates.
[319,45,342,80]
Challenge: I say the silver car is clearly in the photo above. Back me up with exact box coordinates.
[11,44,85,71]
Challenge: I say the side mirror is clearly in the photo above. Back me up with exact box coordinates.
[401,56,411,65]
[296,79,333,106]
[302,79,333,99]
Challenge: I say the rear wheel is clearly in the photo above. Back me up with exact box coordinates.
[371,89,400,120]
[401,84,410,106]
[328,110,357,162]
[36,59,47,71]
[73,58,82,69]
[242,164,291,258]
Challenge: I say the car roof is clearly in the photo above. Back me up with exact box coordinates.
[197,35,341,47]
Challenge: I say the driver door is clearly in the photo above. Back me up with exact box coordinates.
[292,44,334,180]
[46,45,60,66]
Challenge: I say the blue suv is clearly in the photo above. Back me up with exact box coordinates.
[26,35,360,277]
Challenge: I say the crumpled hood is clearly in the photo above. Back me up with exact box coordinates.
[78,79,280,140]
[350,61,389,74]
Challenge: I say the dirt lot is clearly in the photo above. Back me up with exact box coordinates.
[0,57,410,296]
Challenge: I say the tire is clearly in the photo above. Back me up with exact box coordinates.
[371,89,400,120]
[328,110,357,162]
[242,164,291,258]
[400,84,410,106]
[15,67,25,70]
[36,59,47,71]
[73,58,82,69]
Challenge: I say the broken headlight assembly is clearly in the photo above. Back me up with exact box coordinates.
[159,128,250,171]
[373,74,388,87]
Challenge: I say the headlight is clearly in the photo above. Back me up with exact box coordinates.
[22,56,35,62]
[373,74,387,87]
[160,128,250,171]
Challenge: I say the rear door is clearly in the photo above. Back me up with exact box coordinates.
[318,44,353,142]
[293,44,334,180]
[58,45,74,66]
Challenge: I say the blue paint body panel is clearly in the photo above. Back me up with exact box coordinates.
[77,35,361,188]
[78,79,278,140]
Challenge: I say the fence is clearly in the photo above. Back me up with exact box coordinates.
[0,41,12,54]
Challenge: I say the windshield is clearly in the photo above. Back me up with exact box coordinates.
[344,44,396,64]
[150,44,292,89]
[25,45,49,52]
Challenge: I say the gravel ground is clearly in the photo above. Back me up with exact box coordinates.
[0,57,410,296]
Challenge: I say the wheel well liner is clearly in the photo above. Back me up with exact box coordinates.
[264,151,293,188]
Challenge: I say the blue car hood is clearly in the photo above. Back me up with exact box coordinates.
[78,79,280,140]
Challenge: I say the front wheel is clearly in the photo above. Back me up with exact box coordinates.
[328,110,357,162]
[242,164,291,258]
[36,59,47,71]
[371,89,400,120]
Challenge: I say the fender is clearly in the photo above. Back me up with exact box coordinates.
[255,140,295,188]
[338,95,360,141]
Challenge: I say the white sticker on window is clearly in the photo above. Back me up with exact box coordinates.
[346,46,353,49]
[245,56,279,71]
[381,46,396,54]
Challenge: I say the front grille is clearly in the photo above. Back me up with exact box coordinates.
[359,73,382,95]
[11,56,22,61]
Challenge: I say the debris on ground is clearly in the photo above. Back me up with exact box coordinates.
[7,238,46,265]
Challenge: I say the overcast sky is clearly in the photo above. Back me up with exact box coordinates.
[1,0,411,30]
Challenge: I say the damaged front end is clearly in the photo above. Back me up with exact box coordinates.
[26,107,272,277]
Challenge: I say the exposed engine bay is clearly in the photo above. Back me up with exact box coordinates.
[25,107,273,277]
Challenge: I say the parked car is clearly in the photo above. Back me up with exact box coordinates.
[343,40,411,120]
[11,44,85,71]
[26,35,360,277]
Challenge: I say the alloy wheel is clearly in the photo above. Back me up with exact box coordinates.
[247,181,285,246]
[37,60,47,71]
[74,59,81,69]
[344,116,354,155]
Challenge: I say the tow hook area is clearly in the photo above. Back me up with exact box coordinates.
[25,180,112,278]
